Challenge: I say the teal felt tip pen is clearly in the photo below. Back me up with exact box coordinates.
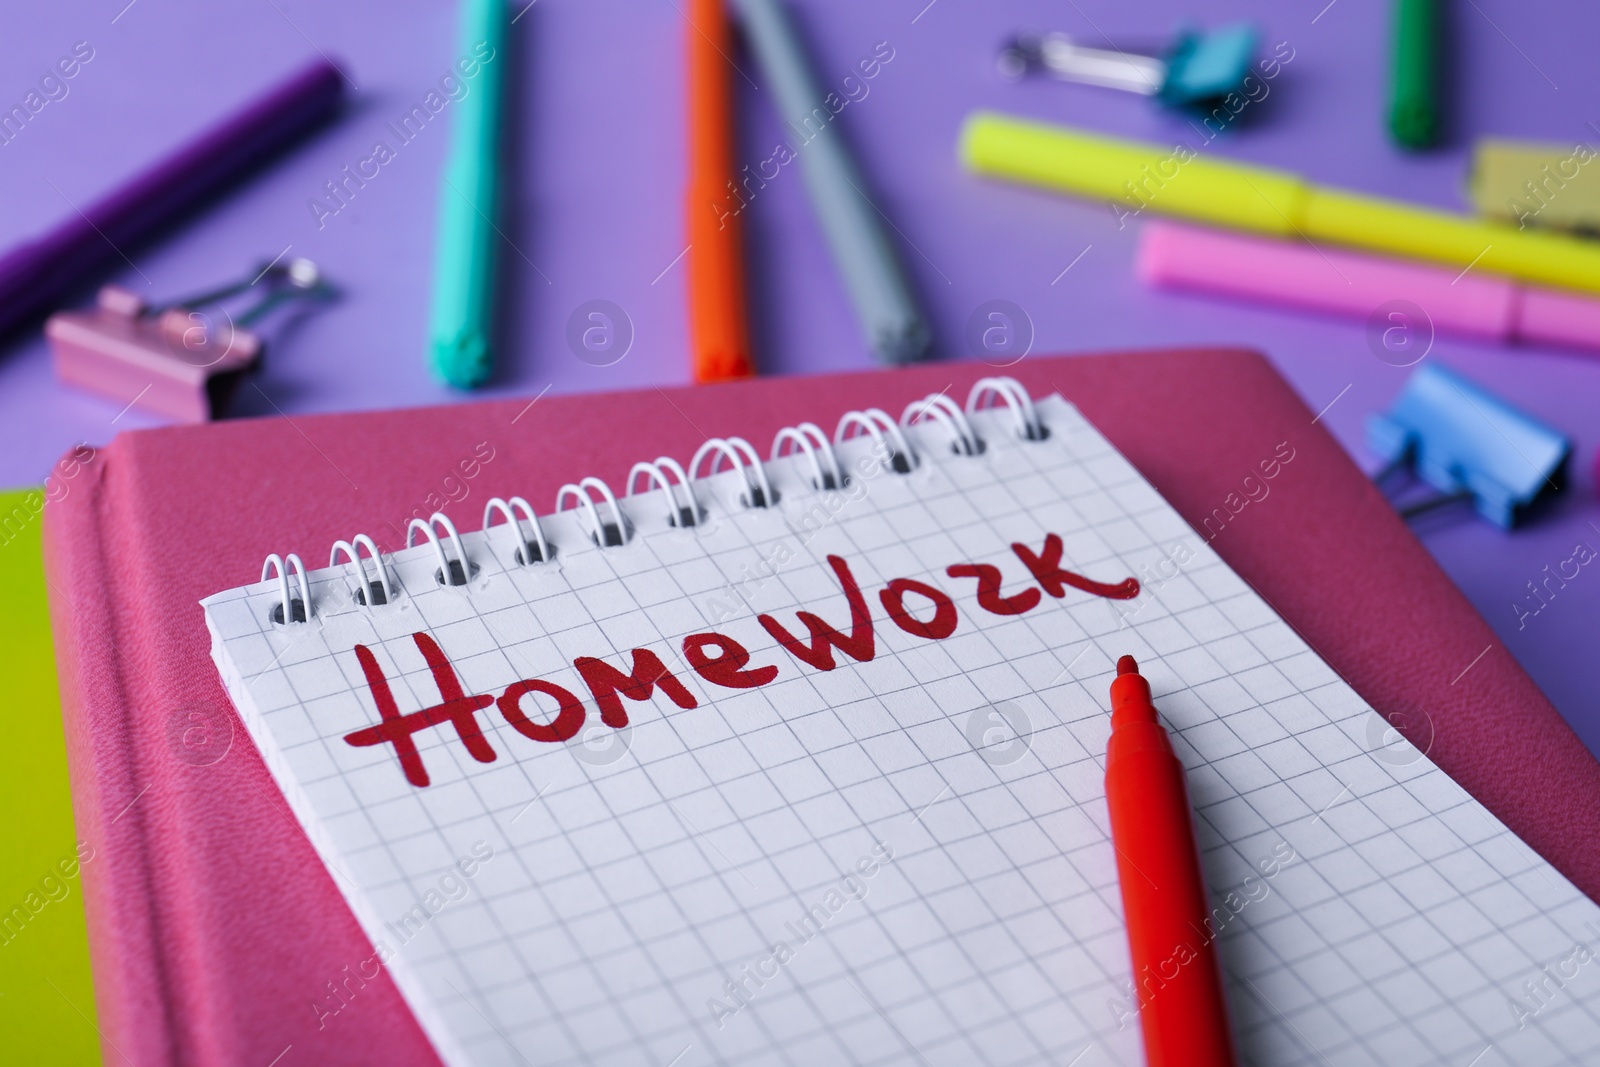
[428,0,507,389]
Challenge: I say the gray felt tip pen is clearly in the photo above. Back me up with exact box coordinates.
[734,0,931,364]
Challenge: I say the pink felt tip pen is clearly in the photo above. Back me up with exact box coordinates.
[1138,221,1600,355]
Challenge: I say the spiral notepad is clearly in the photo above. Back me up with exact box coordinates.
[202,379,1600,1067]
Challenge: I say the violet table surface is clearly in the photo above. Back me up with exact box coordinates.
[2,0,1598,751]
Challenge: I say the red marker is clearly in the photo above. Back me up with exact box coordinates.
[1106,655,1237,1067]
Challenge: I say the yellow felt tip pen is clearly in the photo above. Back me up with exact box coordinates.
[960,111,1600,296]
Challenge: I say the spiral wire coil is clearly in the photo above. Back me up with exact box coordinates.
[260,378,1046,623]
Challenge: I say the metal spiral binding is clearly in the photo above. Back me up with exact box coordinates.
[258,377,1044,624]
[771,423,843,490]
[482,496,548,565]
[689,437,773,508]
[835,407,915,473]
[329,534,389,609]
[407,514,474,586]
[556,478,627,549]
[902,393,981,456]
[262,553,310,623]
[968,376,1045,440]
[627,457,698,527]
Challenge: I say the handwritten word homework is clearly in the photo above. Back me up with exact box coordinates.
[345,535,1139,788]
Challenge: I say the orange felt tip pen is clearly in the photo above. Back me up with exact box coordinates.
[686,0,754,383]
[1106,655,1237,1067]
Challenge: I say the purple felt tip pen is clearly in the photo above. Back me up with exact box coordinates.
[0,57,345,342]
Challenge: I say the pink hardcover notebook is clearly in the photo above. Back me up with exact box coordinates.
[45,350,1600,1065]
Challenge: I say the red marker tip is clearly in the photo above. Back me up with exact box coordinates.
[1117,655,1139,676]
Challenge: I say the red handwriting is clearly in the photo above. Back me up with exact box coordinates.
[757,555,875,671]
[345,633,497,788]
[684,633,779,689]
[945,563,1040,615]
[344,539,1137,787]
[498,679,586,744]
[1012,534,1141,601]
[575,650,698,728]
[880,578,957,640]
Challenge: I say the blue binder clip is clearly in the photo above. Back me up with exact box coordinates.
[1366,363,1570,529]
[1161,24,1260,111]
[998,23,1260,115]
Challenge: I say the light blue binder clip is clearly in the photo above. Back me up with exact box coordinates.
[1160,24,1260,111]
[1366,363,1570,529]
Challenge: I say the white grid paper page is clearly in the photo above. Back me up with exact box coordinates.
[202,394,1600,1067]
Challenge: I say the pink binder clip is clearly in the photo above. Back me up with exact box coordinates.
[47,258,331,423]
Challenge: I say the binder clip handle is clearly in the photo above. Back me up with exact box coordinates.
[155,256,334,328]
[997,23,1259,113]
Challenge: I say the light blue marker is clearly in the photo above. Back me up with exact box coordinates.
[429,0,507,388]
